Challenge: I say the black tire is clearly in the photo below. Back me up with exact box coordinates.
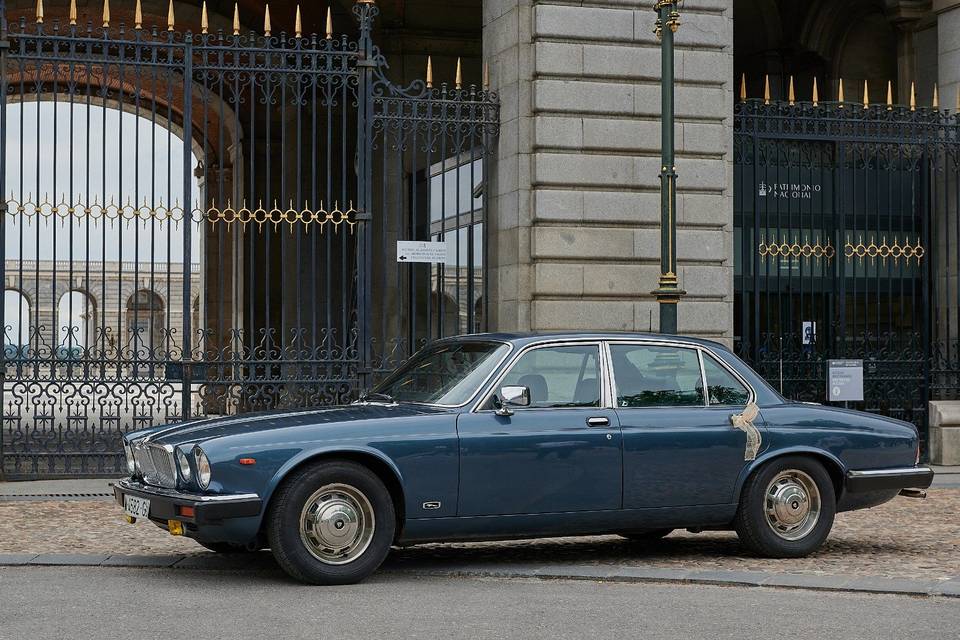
[619,529,674,542]
[734,455,836,558]
[195,540,258,554]
[267,460,396,585]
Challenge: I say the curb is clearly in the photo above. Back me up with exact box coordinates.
[2,553,958,598]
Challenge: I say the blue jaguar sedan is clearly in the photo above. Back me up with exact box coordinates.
[114,333,934,584]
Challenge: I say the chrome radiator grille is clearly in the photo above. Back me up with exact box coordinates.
[134,443,176,488]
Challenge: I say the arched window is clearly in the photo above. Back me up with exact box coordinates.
[432,291,460,338]
[473,296,483,334]
[3,289,31,359]
[57,290,95,360]
[127,290,165,361]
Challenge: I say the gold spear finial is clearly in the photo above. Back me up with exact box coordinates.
[233,3,240,35]
[788,76,795,106]
[167,0,175,31]
[426,56,433,89]
[295,5,302,38]
[264,4,271,36]
[201,1,209,34]
[886,80,893,110]
[102,0,110,28]
[863,79,869,109]
[739,73,746,102]
[763,74,770,105]
[812,77,819,106]
[456,57,462,89]
[956,86,960,113]
[36,0,43,24]
[326,6,333,39]
[69,0,77,25]
[933,83,939,110]
[910,81,916,111]
[483,62,489,89]
[838,78,845,106]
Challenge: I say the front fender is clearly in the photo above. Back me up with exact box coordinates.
[259,445,406,514]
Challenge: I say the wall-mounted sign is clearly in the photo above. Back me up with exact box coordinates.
[827,359,863,402]
[758,182,822,200]
[802,321,816,345]
[396,240,448,263]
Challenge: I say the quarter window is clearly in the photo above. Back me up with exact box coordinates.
[702,354,750,406]
[494,344,601,409]
[610,344,704,407]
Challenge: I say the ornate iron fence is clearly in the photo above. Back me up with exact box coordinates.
[0,1,498,478]
[734,90,960,449]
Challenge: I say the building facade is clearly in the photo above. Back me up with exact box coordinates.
[1,0,959,476]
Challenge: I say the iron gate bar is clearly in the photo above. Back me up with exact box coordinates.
[734,93,960,451]
[0,0,498,479]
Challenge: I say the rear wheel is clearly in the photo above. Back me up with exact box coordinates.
[619,529,673,542]
[734,456,836,558]
[267,460,395,585]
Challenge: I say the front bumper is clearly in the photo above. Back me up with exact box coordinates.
[845,466,934,493]
[113,478,262,525]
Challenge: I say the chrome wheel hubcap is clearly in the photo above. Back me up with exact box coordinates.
[764,470,821,541]
[299,483,375,565]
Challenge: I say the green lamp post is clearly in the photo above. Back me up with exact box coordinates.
[652,0,685,334]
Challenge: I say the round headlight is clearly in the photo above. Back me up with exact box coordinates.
[194,446,212,489]
[123,441,136,475]
[176,448,192,483]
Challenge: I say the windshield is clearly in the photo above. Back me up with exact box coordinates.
[372,341,510,406]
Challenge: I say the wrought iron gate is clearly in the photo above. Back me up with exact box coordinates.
[0,1,498,478]
[734,93,960,448]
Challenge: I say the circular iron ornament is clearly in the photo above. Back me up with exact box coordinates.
[763,469,821,541]
[299,483,376,565]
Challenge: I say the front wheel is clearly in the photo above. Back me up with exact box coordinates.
[734,456,836,558]
[267,460,395,585]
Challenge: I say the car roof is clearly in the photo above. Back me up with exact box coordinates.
[442,331,731,352]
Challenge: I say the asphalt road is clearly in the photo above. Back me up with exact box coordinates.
[0,567,956,640]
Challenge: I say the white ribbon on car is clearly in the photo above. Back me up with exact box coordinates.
[730,401,762,461]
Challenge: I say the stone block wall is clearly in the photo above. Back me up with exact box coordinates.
[483,0,734,342]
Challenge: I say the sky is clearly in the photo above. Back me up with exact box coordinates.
[5,101,201,264]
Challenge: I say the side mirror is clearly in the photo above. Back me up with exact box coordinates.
[495,385,530,416]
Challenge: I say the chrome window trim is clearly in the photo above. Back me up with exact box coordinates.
[603,338,757,410]
[374,338,514,409]
[471,339,610,413]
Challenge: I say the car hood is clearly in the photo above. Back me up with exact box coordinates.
[137,403,454,446]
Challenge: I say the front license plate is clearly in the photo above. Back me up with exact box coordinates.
[124,495,150,519]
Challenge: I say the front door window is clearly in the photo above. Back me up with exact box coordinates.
[495,344,601,408]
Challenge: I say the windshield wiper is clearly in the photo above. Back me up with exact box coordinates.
[356,391,396,404]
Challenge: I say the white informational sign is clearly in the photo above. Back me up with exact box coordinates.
[827,359,864,402]
[396,240,448,264]
[802,321,817,345]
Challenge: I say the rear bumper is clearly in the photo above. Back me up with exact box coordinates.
[845,466,934,493]
[113,478,262,525]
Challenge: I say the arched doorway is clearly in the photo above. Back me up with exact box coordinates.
[56,290,95,360]
[126,290,165,362]
[3,289,31,359]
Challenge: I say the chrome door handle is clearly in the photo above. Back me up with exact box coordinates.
[586,416,610,427]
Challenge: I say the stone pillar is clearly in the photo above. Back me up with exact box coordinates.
[483,0,735,341]
[929,401,960,465]
[936,1,960,106]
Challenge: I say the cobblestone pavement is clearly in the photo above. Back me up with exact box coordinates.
[1,489,958,580]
